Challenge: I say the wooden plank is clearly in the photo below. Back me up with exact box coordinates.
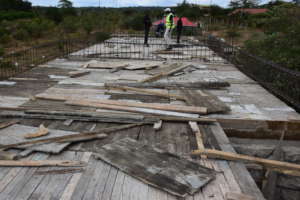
[0,160,86,167]
[0,119,19,129]
[262,130,285,199]
[181,89,230,114]
[81,160,111,200]
[139,63,195,83]
[24,124,49,139]
[192,149,300,173]
[106,85,185,101]
[105,81,230,89]
[0,123,140,150]
[207,123,265,200]
[0,124,80,154]
[225,192,255,200]
[69,71,90,78]
[66,99,207,114]
[60,152,93,200]
[66,100,200,118]
[94,137,216,197]
[0,151,17,160]
[0,153,48,199]
[25,151,81,200]
[151,116,216,123]
[67,155,100,200]
[189,122,207,159]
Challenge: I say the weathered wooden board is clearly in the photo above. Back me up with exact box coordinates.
[182,89,230,114]
[0,124,78,154]
[66,100,200,118]
[105,81,230,89]
[93,137,216,197]
[66,99,207,114]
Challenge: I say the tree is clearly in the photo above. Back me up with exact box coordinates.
[229,0,260,8]
[0,0,32,11]
[58,0,73,8]
[229,0,242,8]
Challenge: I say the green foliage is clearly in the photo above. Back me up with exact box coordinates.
[228,0,261,8]
[175,1,203,20]
[121,13,144,31]
[95,32,110,42]
[44,7,63,24]
[61,16,79,33]
[0,0,32,11]
[226,29,241,38]
[20,18,55,38]
[0,33,11,45]
[0,47,4,56]
[244,6,300,71]
[0,11,34,21]
[13,28,29,40]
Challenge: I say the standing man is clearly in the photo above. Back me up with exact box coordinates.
[164,8,175,50]
[176,17,183,44]
[144,13,152,47]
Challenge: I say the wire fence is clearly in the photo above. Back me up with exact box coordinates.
[0,32,299,112]
[207,35,300,112]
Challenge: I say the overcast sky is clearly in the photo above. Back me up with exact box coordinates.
[27,0,250,8]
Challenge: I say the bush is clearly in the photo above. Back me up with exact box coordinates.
[0,11,34,21]
[95,32,110,42]
[226,29,241,38]
[61,16,79,33]
[13,29,29,41]
[0,47,4,57]
[0,34,11,45]
[24,18,55,38]
[121,14,144,31]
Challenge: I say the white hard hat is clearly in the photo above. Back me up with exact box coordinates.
[164,8,171,12]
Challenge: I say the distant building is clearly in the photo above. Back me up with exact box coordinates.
[228,8,269,16]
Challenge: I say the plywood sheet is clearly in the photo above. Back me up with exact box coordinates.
[94,138,216,197]
[0,124,78,154]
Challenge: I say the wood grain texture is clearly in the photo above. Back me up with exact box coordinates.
[192,149,300,172]
[67,99,207,114]
[94,137,216,197]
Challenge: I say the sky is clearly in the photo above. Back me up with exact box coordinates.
[27,0,247,8]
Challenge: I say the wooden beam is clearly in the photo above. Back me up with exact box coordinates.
[105,81,230,89]
[0,124,142,150]
[152,116,216,123]
[66,99,207,114]
[0,120,19,129]
[0,160,86,167]
[192,149,300,172]
[139,63,194,83]
[66,101,199,118]
[189,122,207,159]
[106,85,185,101]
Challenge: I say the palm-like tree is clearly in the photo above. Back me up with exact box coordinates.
[58,0,73,8]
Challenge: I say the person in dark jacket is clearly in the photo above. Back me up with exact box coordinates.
[143,14,152,47]
[176,17,183,44]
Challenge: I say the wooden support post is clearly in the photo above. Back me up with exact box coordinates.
[192,149,300,172]
[189,121,207,159]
